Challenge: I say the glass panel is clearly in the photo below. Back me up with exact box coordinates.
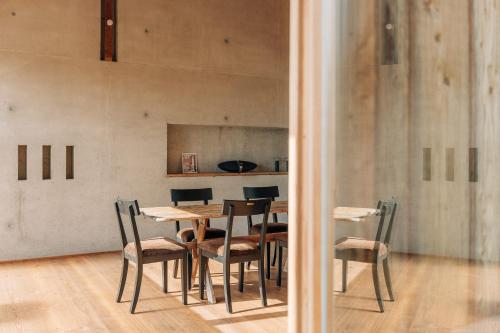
[332,0,500,331]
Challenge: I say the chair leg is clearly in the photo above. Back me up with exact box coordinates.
[223,262,233,313]
[266,242,271,280]
[383,258,395,301]
[372,263,384,313]
[258,255,268,307]
[130,263,143,314]
[187,254,193,290]
[342,259,348,293]
[162,261,168,293]
[199,255,206,300]
[116,257,128,302]
[238,262,244,292]
[272,242,278,266]
[173,259,179,279]
[246,261,252,270]
[276,244,283,287]
[181,253,188,305]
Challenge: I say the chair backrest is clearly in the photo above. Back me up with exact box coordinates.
[243,186,279,223]
[115,199,142,253]
[171,188,213,205]
[375,199,398,246]
[243,186,279,200]
[222,199,271,258]
[171,188,213,231]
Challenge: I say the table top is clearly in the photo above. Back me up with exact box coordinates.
[141,201,377,223]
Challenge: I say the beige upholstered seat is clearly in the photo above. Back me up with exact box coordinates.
[176,227,226,243]
[198,238,259,257]
[250,222,288,234]
[124,237,185,258]
[335,237,388,257]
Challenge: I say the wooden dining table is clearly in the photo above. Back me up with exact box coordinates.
[141,200,377,304]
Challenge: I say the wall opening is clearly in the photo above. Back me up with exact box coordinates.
[66,146,74,179]
[18,145,27,180]
[42,145,51,180]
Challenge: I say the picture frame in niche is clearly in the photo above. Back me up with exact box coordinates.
[181,153,198,174]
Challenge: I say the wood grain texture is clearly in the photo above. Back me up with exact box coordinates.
[408,0,471,259]
[141,202,375,223]
[470,0,500,261]
[289,0,336,331]
[3,252,500,332]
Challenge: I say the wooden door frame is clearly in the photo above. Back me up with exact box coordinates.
[288,0,337,332]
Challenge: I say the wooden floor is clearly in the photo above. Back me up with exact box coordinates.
[1,252,500,332]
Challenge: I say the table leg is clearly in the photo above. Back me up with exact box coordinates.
[190,219,203,284]
[194,218,216,304]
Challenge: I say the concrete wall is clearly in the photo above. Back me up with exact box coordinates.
[0,0,289,261]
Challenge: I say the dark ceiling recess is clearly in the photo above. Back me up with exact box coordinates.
[100,0,117,62]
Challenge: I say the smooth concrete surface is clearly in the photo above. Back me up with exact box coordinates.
[0,0,289,260]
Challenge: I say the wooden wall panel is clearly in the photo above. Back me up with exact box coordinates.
[408,0,471,258]
[471,0,500,261]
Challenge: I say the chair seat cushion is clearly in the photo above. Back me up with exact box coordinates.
[198,238,259,257]
[335,237,388,257]
[124,237,185,258]
[176,227,226,243]
[250,222,288,234]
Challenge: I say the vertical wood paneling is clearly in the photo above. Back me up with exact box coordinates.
[289,0,336,331]
[471,0,500,261]
[409,0,471,258]
[335,0,377,211]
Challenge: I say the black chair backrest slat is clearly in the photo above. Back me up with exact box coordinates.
[243,186,280,224]
[171,188,213,203]
[222,199,270,217]
[243,186,279,200]
[171,188,213,231]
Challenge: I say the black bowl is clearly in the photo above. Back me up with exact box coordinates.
[218,160,257,173]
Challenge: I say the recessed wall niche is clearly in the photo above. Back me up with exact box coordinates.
[167,124,288,175]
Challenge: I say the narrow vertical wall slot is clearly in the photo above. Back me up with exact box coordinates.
[42,145,51,180]
[100,0,117,61]
[423,148,431,181]
[378,0,398,65]
[469,148,478,182]
[18,145,27,180]
[445,148,455,181]
[66,146,74,179]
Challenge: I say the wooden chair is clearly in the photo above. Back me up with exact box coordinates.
[115,199,188,313]
[243,186,287,279]
[170,188,225,288]
[335,200,398,313]
[275,233,288,287]
[198,199,271,314]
